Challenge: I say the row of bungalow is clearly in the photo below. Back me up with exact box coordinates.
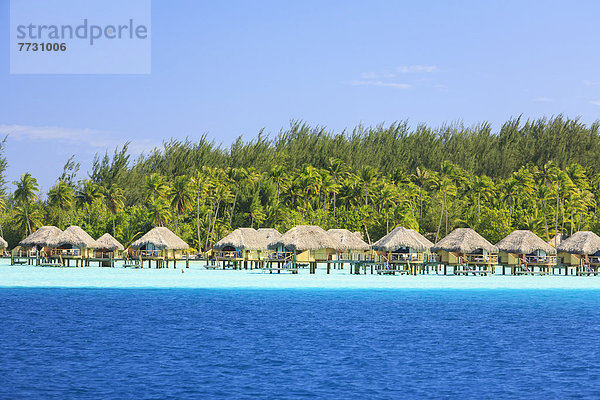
[5,222,600,275]
[11,225,189,268]
[213,225,600,275]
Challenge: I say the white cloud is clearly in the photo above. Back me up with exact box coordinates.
[397,65,438,73]
[589,100,600,106]
[360,72,379,79]
[533,97,553,103]
[348,80,411,89]
[0,124,160,156]
[583,80,600,86]
[0,124,109,147]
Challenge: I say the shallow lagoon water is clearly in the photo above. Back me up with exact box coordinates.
[2,262,600,398]
[1,260,600,289]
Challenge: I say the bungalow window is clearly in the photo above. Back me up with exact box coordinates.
[394,246,410,254]
[139,243,161,257]
[527,249,547,261]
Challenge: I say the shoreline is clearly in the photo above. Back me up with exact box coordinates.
[2,262,600,290]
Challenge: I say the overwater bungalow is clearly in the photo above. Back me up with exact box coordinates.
[18,226,62,255]
[372,227,435,274]
[267,225,337,273]
[327,229,370,260]
[130,227,189,268]
[213,227,281,269]
[431,228,498,275]
[326,229,371,273]
[496,230,557,275]
[373,227,433,263]
[94,233,125,267]
[48,226,100,267]
[556,231,600,275]
[14,226,63,265]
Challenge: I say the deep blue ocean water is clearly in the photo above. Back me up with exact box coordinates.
[1,289,600,399]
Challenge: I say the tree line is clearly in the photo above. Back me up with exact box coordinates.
[2,115,600,250]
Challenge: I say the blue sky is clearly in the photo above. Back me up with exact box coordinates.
[1,0,600,192]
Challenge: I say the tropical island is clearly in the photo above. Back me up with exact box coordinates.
[1,115,599,255]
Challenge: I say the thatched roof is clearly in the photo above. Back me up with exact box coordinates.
[49,226,99,249]
[0,236,7,249]
[214,227,281,251]
[372,227,431,252]
[96,233,124,251]
[257,228,282,244]
[130,227,189,250]
[408,229,435,248]
[432,228,498,253]
[327,229,370,251]
[556,231,600,255]
[496,230,557,255]
[19,226,62,248]
[214,228,260,250]
[268,225,337,252]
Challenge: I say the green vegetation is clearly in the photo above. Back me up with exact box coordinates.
[3,115,600,250]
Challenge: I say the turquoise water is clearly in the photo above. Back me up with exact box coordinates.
[3,262,600,289]
[1,289,600,399]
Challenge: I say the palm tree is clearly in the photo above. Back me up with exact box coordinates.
[566,189,593,234]
[558,171,575,234]
[359,166,377,206]
[320,173,338,212]
[471,175,494,221]
[432,161,461,240]
[191,170,206,250]
[249,192,266,228]
[411,167,432,224]
[13,173,39,235]
[104,185,125,236]
[76,180,103,224]
[562,163,589,234]
[148,197,171,227]
[566,163,588,190]
[513,167,536,206]
[376,183,399,233]
[540,161,561,238]
[205,183,232,249]
[536,185,552,242]
[170,175,193,234]
[297,166,321,213]
[327,158,348,217]
[270,165,286,204]
[145,173,169,203]
[48,180,73,229]
[14,205,42,235]
[338,177,361,208]
[432,174,457,242]
[228,167,248,228]
[500,177,518,226]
